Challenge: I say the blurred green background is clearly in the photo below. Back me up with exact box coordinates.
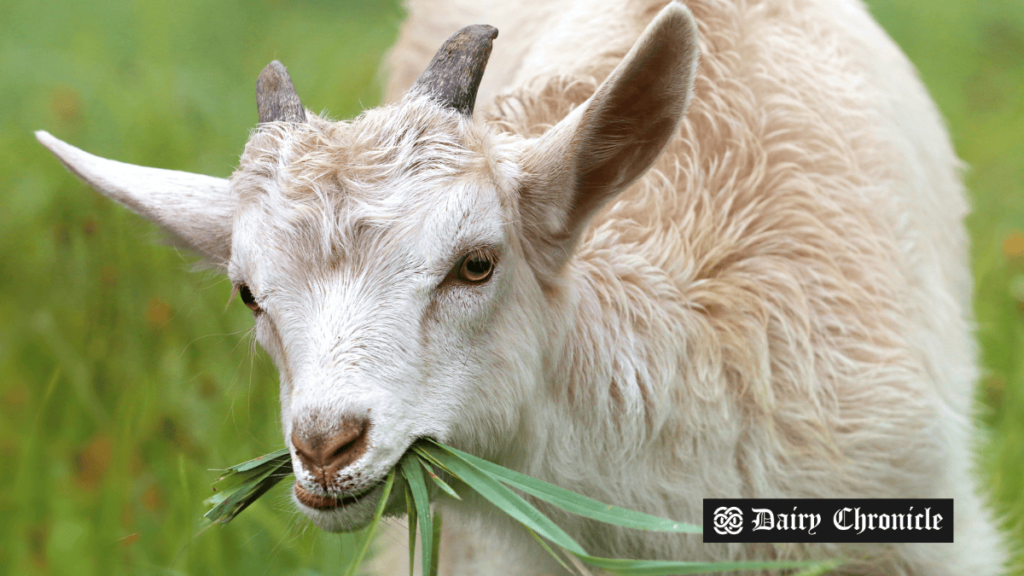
[0,0,1021,574]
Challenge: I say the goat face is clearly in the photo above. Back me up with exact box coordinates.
[35,1,700,533]
[228,102,539,531]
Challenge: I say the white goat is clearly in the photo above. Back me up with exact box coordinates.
[37,0,1006,574]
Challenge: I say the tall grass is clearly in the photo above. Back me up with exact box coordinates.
[0,0,1021,574]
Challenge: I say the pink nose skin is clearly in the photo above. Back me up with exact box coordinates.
[291,418,370,492]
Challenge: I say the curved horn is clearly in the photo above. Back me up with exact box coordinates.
[257,60,307,124]
[410,24,498,115]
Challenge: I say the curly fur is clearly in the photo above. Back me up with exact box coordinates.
[374,0,1006,574]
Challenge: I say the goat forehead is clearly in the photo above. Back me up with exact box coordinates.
[231,177,505,284]
[230,104,516,279]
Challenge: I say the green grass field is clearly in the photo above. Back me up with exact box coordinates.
[1,0,1021,574]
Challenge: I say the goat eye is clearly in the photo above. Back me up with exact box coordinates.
[238,284,260,313]
[458,251,495,283]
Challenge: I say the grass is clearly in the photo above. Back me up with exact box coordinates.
[0,0,1021,574]
[205,441,841,576]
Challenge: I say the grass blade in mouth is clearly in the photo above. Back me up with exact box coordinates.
[401,454,436,576]
[415,442,841,575]
[203,443,844,575]
[429,510,443,576]
[418,457,461,500]
[405,484,417,576]
[524,526,579,575]
[422,441,700,534]
[226,448,291,473]
[416,444,588,556]
[203,449,293,525]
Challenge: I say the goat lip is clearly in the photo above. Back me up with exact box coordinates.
[293,481,377,510]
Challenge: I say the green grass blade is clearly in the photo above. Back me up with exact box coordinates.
[428,441,700,534]
[523,527,578,576]
[215,472,289,524]
[203,448,294,524]
[342,470,396,576]
[429,510,443,576]
[205,489,232,507]
[405,484,417,576]
[200,444,843,576]
[418,444,588,557]
[411,445,459,478]
[204,470,276,522]
[418,458,461,501]
[210,463,284,495]
[224,448,291,473]
[401,454,435,576]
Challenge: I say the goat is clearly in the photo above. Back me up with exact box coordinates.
[37,0,1006,573]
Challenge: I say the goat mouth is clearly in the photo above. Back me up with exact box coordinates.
[293,481,379,510]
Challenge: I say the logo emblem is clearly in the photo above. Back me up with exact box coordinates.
[713,506,744,535]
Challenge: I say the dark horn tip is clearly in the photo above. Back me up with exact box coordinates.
[467,24,498,41]
[256,60,307,125]
[410,24,500,116]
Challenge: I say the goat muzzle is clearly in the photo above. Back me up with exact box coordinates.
[291,417,370,491]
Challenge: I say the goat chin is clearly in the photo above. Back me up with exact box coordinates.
[293,482,387,534]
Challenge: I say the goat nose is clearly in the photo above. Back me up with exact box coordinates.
[291,418,370,488]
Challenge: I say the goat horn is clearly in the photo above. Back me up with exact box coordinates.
[256,60,307,124]
[410,24,498,115]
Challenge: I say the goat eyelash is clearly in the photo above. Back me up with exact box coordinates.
[457,248,498,284]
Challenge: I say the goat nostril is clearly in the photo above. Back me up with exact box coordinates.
[291,419,370,480]
[330,439,356,461]
[320,419,369,472]
[290,433,318,470]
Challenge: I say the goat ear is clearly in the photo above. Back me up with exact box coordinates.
[520,1,699,270]
[36,130,235,267]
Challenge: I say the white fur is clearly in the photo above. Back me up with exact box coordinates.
[37,0,1006,574]
[35,130,235,264]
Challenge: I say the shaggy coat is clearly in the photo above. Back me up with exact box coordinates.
[375,0,1005,574]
